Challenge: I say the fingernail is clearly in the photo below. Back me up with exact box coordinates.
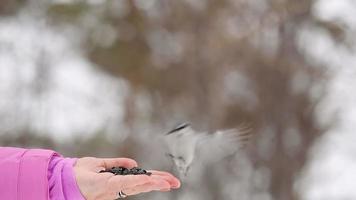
[173,181,181,188]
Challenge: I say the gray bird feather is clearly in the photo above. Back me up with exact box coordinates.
[196,128,251,165]
[162,123,252,178]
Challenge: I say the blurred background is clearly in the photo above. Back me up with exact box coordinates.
[0,0,355,199]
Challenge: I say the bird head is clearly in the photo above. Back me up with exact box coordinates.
[164,123,198,178]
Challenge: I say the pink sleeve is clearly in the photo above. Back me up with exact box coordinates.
[0,147,57,200]
[0,147,85,200]
[48,156,85,200]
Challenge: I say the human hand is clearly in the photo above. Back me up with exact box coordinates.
[74,157,180,200]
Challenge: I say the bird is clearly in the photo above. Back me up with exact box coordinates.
[163,123,251,179]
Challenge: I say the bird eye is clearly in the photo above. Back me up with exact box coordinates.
[178,156,185,161]
[166,153,174,158]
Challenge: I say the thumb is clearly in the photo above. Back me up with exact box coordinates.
[100,158,138,169]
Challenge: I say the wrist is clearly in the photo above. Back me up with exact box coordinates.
[48,156,85,200]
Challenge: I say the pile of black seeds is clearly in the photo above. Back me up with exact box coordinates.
[100,167,152,176]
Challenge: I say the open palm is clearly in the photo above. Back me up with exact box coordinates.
[74,157,180,200]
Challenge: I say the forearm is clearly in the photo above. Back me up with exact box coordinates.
[0,147,56,200]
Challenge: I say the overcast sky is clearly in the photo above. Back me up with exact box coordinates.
[296,0,356,199]
[0,10,127,140]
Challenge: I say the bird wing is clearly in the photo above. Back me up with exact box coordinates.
[196,127,251,165]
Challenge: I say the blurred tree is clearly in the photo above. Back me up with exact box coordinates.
[1,0,347,199]
[69,0,331,199]
[0,0,23,15]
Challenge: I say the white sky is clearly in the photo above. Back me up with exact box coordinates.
[296,0,356,199]
[0,11,128,141]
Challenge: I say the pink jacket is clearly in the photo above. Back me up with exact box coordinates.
[0,147,85,200]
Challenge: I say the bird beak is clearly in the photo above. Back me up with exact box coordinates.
[178,166,190,178]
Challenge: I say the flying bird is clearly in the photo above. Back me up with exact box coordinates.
[163,123,251,178]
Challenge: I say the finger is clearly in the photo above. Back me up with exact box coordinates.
[148,170,181,188]
[124,179,171,195]
[122,179,171,196]
[108,174,152,190]
[151,174,180,189]
[101,158,138,169]
[149,170,178,179]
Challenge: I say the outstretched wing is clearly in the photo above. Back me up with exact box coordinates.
[166,123,191,135]
[196,127,251,165]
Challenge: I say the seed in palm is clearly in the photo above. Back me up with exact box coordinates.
[100,167,152,176]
